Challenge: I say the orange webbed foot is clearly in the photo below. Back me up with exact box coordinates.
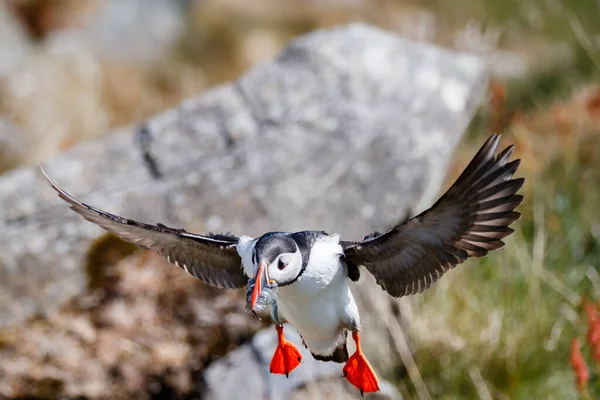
[270,325,302,377]
[343,332,380,396]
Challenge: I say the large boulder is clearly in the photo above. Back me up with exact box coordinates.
[0,22,487,393]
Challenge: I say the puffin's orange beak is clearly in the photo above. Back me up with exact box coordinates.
[250,261,268,311]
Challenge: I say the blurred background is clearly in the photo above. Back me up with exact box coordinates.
[0,0,600,399]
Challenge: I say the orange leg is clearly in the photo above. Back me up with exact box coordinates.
[270,324,302,377]
[343,331,380,395]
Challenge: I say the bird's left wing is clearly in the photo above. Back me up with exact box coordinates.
[41,168,247,289]
[340,134,524,297]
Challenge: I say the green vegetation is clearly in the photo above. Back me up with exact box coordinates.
[396,0,600,393]
[407,126,600,398]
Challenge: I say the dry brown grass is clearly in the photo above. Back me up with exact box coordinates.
[0,246,264,399]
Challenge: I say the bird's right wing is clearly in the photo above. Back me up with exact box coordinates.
[341,134,523,297]
[42,168,248,289]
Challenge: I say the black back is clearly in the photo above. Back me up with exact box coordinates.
[289,231,326,269]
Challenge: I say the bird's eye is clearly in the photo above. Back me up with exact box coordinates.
[278,259,286,270]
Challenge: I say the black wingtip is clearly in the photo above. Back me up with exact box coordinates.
[513,177,525,190]
[453,134,503,187]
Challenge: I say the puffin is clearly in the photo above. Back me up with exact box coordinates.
[41,134,523,395]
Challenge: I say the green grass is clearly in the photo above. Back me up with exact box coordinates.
[393,126,600,399]
[418,0,600,42]
[393,71,600,400]
[389,3,600,394]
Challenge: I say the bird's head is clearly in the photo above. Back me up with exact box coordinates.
[249,233,302,310]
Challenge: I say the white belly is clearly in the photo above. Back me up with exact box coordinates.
[277,261,360,356]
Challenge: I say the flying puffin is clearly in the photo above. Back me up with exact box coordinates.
[41,134,523,395]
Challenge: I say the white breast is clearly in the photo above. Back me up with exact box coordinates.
[277,234,360,356]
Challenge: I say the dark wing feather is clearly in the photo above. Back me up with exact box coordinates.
[341,134,524,297]
[41,168,247,289]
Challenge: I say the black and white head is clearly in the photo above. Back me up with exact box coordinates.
[249,233,303,309]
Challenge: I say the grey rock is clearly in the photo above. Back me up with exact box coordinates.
[203,327,403,400]
[289,378,403,400]
[0,22,487,337]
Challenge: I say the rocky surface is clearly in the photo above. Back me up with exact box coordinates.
[204,327,403,400]
[0,22,487,398]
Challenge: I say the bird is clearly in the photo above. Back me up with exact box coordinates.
[41,133,524,395]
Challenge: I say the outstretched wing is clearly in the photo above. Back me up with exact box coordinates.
[41,168,247,289]
[341,134,524,297]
